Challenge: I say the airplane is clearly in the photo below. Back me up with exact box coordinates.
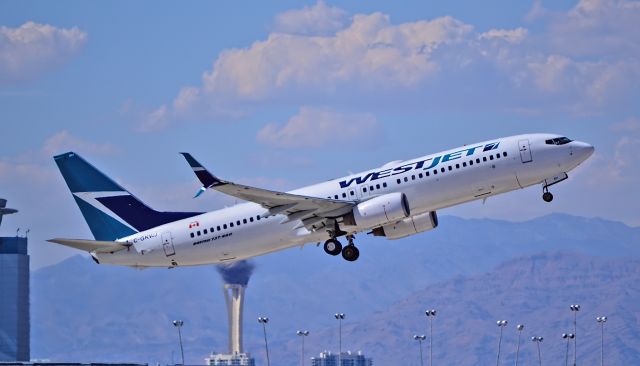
[0,198,18,227]
[49,133,594,267]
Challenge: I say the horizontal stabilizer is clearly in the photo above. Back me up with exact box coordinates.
[48,238,130,253]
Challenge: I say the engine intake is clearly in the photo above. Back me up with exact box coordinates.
[343,192,410,229]
[371,211,438,240]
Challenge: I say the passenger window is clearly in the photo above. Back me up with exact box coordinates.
[441,167,445,173]
[483,157,487,162]
[223,224,227,229]
[210,227,214,232]
[197,230,201,236]
[257,215,261,220]
[463,162,467,167]
[470,160,473,166]
[433,169,438,175]
[243,219,247,224]
[397,178,401,184]
[363,187,368,192]
[448,166,452,171]
[230,223,234,228]
[456,164,460,169]
[334,195,338,199]
[235,220,239,226]
[411,175,415,180]
[476,158,480,164]
[342,192,347,198]
[404,177,408,182]
[419,173,423,179]
[203,229,208,234]
[503,152,508,157]
[369,186,374,191]
[490,155,494,160]
[495,153,500,159]
[383,182,388,188]
[249,217,254,223]
[350,191,355,195]
[426,171,430,176]
[376,184,380,189]
[190,233,194,238]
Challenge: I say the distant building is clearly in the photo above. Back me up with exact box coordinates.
[0,227,30,361]
[205,352,256,366]
[311,351,373,366]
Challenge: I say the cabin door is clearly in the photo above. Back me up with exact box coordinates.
[518,139,533,163]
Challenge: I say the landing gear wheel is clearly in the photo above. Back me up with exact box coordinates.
[324,239,342,256]
[341,245,360,262]
[542,191,553,202]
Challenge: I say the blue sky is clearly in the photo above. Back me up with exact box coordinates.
[1,0,638,269]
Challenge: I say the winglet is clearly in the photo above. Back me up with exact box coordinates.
[179,153,225,197]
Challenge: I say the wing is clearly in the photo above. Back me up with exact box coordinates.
[48,238,130,253]
[180,153,356,227]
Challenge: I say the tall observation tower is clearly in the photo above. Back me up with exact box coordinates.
[206,261,256,366]
[0,199,30,362]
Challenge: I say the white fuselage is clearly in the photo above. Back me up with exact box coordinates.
[97,133,593,267]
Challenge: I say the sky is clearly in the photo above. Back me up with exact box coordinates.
[0,0,639,269]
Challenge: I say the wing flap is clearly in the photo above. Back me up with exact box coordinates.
[48,238,130,253]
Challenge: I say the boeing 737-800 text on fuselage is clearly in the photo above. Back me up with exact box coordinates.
[49,133,593,267]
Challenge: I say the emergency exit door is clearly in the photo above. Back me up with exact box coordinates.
[518,139,533,163]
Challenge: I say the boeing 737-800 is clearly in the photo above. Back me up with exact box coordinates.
[49,133,593,267]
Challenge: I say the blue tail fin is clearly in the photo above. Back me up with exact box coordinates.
[54,152,202,241]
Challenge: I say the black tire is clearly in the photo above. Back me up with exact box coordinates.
[324,239,342,256]
[341,245,360,262]
[543,192,554,202]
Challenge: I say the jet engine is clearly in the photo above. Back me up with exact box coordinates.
[343,192,410,229]
[371,211,438,240]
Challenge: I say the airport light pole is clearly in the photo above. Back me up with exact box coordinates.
[414,335,427,366]
[297,330,309,366]
[172,320,185,365]
[596,316,607,366]
[562,333,575,366]
[425,309,436,366]
[531,336,543,366]
[258,317,271,366]
[515,324,524,366]
[335,313,345,366]
[570,304,580,366]
[496,320,508,366]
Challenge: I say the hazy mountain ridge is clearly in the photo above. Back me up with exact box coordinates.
[30,214,640,364]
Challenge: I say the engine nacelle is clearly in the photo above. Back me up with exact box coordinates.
[343,192,410,229]
[371,211,438,240]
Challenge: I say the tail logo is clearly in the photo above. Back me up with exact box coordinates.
[73,191,137,231]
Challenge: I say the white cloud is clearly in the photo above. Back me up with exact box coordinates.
[273,0,349,36]
[0,21,87,84]
[256,106,378,148]
[478,28,528,44]
[147,1,639,130]
[42,130,120,157]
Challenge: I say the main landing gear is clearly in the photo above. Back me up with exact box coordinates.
[323,223,360,262]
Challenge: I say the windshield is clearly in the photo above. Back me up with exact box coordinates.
[545,137,572,145]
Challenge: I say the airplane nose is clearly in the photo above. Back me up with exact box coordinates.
[573,141,595,160]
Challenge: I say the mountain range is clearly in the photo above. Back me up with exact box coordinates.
[30,214,640,364]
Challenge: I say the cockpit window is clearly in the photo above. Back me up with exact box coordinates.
[545,137,572,145]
